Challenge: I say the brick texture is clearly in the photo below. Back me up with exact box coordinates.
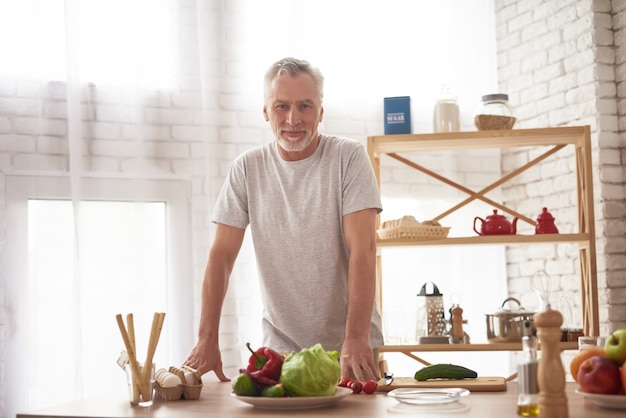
[494,0,626,334]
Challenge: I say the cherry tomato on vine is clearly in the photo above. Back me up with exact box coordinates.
[351,380,362,394]
[338,377,353,388]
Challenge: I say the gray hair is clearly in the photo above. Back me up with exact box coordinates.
[263,57,324,102]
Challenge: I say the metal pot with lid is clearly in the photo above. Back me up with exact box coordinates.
[486,297,535,343]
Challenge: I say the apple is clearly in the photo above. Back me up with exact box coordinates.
[577,355,622,394]
[605,329,626,365]
[621,360,626,394]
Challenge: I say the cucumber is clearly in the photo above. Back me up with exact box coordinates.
[414,363,478,381]
[261,383,286,397]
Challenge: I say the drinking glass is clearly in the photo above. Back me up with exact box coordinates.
[125,362,155,407]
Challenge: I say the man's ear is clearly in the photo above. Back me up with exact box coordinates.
[263,106,269,121]
[319,106,324,122]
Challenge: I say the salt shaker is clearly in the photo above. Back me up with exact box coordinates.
[534,309,568,418]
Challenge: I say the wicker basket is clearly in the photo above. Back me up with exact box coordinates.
[377,215,450,240]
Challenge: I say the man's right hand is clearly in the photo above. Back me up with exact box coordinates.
[183,339,230,382]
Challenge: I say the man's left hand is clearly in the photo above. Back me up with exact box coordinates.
[339,337,379,382]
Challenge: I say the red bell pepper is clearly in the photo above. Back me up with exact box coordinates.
[245,342,284,382]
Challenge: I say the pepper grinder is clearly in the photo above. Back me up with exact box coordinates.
[534,308,568,418]
[450,304,469,343]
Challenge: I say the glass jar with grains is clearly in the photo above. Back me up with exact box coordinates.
[474,94,516,130]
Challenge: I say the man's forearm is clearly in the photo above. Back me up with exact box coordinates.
[196,224,245,343]
[196,256,231,342]
[344,249,377,340]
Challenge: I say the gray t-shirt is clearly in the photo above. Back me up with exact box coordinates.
[211,134,384,353]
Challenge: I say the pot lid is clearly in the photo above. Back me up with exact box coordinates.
[537,207,555,221]
[486,209,506,220]
[491,297,534,316]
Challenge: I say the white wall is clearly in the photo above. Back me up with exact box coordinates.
[493,0,626,335]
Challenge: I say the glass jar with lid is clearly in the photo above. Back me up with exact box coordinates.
[474,93,516,130]
[433,85,460,133]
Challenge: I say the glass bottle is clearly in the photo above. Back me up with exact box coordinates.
[433,85,460,133]
[517,320,539,416]
[474,93,516,130]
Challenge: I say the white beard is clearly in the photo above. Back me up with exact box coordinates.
[276,134,314,153]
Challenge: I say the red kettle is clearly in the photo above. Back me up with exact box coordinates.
[535,207,559,234]
[473,209,518,235]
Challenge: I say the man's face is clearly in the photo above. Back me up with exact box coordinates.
[263,72,324,160]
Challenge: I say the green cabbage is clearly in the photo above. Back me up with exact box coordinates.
[279,343,341,396]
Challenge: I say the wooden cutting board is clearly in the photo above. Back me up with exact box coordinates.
[376,376,507,392]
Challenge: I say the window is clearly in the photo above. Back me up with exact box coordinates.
[5,176,192,416]
[0,0,176,87]
[28,199,168,405]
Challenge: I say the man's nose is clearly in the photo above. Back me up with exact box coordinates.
[286,108,301,125]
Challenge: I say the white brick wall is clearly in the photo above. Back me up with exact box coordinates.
[2,1,626,416]
[495,0,626,335]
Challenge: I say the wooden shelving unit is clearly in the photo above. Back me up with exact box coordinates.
[368,126,599,372]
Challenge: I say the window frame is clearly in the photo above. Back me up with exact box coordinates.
[5,174,193,415]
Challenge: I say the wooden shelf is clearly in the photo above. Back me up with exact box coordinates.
[368,126,599,361]
[377,233,592,247]
[380,341,579,381]
[380,342,579,353]
[368,126,589,154]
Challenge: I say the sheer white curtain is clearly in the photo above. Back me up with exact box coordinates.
[1,1,499,417]
[2,1,223,417]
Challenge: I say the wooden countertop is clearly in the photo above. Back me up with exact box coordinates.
[17,381,625,418]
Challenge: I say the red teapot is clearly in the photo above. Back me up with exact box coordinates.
[474,209,518,235]
[535,207,559,234]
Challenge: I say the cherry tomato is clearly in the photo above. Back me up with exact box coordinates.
[338,377,353,388]
[362,379,377,394]
[351,380,362,394]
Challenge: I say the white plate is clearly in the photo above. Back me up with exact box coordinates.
[231,386,352,410]
[576,389,626,410]
[387,388,470,405]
